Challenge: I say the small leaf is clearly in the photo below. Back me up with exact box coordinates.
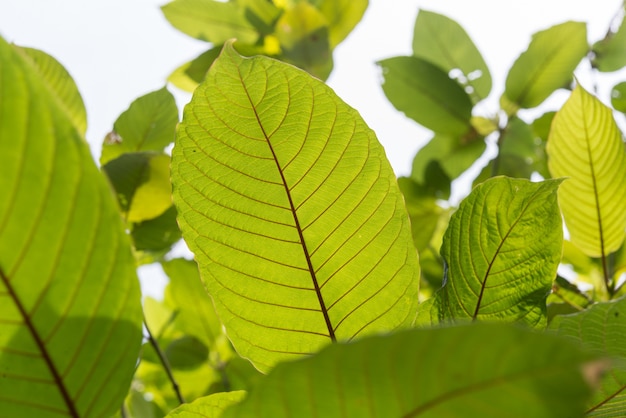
[0,35,142,418]
[168,47,222,93]
[238,0,282,36]
[592,7,626,72]
[161,258,222,348]
[610,81,626,113]
[547,84,626,258]
[550,298,626,416]
[166,336,209,370]
[131,205,181,254]
[171,41,420,372]
[161,0,259,44]
[103,152,173,223]
[15,46,87,135]
[412,9,492,101]
[503,21,587,110]
[222,323,597,418]
[437,177,564,328]
[275,2,333,80]
[165,391,246,418]
[101,87,178,165]
[318,0,368,48]
[379,56,473,136]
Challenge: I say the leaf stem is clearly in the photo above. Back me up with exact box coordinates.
[143,314,185,405]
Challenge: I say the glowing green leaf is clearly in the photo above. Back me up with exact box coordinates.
[436,177,563,328]
[378,56,473,136]
[0,36,142,417]
[165,391,246,418]
[547,84,626,258]
[412,9,492,101]
[15,46,87,135]
[161,0,259,44]
[171,41,420,372]
[503,21,587,111]
[223,324,597,418]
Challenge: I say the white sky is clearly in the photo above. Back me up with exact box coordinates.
[2,0,624,297]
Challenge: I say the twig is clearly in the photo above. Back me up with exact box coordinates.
[143,314,185,405]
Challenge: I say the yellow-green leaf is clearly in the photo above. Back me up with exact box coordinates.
[0,36,142,417]
[171,41,420,372]
[547,84,626,257]
[503,21,587,111]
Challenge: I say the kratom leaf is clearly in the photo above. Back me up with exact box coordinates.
[275,2,333,80]
[171,41,420,372]
[502,21,587,112]
[165,391,246,418]
[166,336,209,370]
[547,84,626,258]
[103,152,173,223]
[15,46,87,135]
[168,47,223,93]
[412,9,492,102]
[592,6,626,72]
[436,177,563,328]
[131,205,181,255]
[222,323,597,418]
[101,87,178,165]
[397,177,442,252]
[161,0,259,44]
[0,36,142,417]
[550,298,626,417]
[318,0,368,48]
[611,81,626,113]
[161,258,222,348]
[378,56,473,136]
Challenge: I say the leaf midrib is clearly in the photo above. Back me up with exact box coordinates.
[0,266,79,417]
[235,61,337,342]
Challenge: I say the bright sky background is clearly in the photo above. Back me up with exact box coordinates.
[2,0,624,296]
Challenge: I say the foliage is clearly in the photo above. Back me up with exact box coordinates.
[3,1,626,417]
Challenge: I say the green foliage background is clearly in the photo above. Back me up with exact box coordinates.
[2,1,626,417]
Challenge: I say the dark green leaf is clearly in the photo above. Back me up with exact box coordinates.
[166,336,209,370]
[412,9,492,101]
[131,205,181,254]
[611,81,626,113]
[379,56,473,136]
[592,7,626,72]
[223,323,598,418]
[168,47,222,93]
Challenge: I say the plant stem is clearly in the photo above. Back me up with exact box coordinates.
[143,315,185,405]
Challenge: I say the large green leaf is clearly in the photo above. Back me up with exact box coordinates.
[435,177,563,328]
[15,46,87,135]
[412,9,492,102]
[161,0,259,45]
[378,56,473,136]
[171,41,420,372]
[222,323,598,417]
[502,21,587,112]
[550,298,626,416]
[0,37,142,417]
[101,87,178,165]
[547,84,626,258]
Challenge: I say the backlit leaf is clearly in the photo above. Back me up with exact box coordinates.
[15,46,87,135]
[318,0,368,48]
[379,56,473,136]
[161,0,259,45]
[547,84,626,258]
[101,87,178,165]
[412,9,492,101]
[550,298,626,417]
[503,21,587,111]
[171,41,420,372]
[165,391,246,418]
[222,323,596,418]
[0,36,142,417]
[437,177,563,328]
[103,152,173,223]
[592,6,626,72]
